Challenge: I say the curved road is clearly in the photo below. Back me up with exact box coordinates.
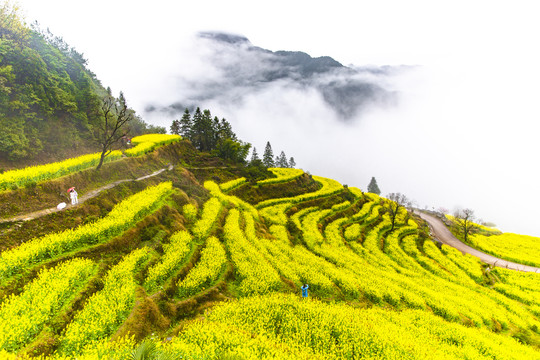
[417,211,540,273]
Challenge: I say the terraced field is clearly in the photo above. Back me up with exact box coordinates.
[0,148,539,359]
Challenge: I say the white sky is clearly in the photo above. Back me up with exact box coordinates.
[20,0,540,236]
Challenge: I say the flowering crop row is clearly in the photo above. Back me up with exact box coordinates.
[491,268,540,307]
[0,258,95,352]
[59,248,150,355]
[423,240,478,287]
[299,207,536,329]
[256,176,343,209]
[124,134,182,157]
[0,182,172,280]
[324,217,348,247]
[34,293,540,360]
[223,209,281,296]
[267,225,341,296]
[290,206,318,231]
[0,151,122,192]
[256,168,304,185]
[244,212,337,296]
[194,294,539,360]
[343,223,361,241]
[440,244,484,283]
[205,181,259,219]
[192,197,223,241]
[219,177,247,192]
[144,230,193,293]
[469,233,540,268]
[259,202,291,225]
[177,236,227,298]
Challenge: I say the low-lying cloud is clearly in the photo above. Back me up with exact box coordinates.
[144,32,405,122]
[138,32,539,238]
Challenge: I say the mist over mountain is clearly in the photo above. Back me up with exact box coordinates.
[145,31,406,121]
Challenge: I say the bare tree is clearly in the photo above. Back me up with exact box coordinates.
[385,192,411,232]
[453,208,476,242]
[94,91,134,170]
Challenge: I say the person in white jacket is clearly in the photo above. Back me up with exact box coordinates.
[69,188,78,205]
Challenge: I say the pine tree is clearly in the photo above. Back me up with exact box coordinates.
[170,119,181,135]
[191,107,204,150]
[277,151,288,168]
[289,157,296,168]
[263,141,274,168]
[217,118,236,141]
[250,147,260,163]
[179,108,193,140]
[199,109,215,151]
[367,177,381,195]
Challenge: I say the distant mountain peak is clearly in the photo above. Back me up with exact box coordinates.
[147,32,402,120]
[198,31,251,45]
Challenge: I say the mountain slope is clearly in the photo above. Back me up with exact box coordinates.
[0,141,539,358]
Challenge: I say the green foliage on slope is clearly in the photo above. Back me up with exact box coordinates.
[0,3,160,162]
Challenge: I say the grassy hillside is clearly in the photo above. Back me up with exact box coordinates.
[0,141,539,359]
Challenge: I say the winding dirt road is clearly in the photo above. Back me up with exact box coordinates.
[417,211,540,273]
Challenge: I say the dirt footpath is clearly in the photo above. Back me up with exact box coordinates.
[0,166,172,224]
[417,211,540,273]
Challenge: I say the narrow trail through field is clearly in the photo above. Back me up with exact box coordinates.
[417,211,540,273]
[0,165,174,224]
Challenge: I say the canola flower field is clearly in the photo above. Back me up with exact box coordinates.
[0,167,539,359]
[0,134,180,192]
[470,232,540,268]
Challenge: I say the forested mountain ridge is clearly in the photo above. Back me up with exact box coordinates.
[0,4,160,165]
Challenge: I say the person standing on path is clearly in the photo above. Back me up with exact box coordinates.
[301,284,309,298]
[69,188,78,205]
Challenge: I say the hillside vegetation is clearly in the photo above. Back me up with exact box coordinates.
[0,4,161,165]
[0,140,539,359]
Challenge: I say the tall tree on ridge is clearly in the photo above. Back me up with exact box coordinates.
[94,91,134,170]
[385,192,411,232]
[250,147,260,164]
[276,151,288,168]
[170,119,181,135]
[453,208,476,243]
[367,177,381,195]
[289,157,296,168]
[263,141,274,168]
[177,108,193,139]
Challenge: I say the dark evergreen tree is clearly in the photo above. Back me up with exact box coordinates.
[191,107,204,150]
[289,157,296,168]
[250,147,260,163]
[179,108,192,139]
[263,141,274,168]
[367,177,381,195]
[217,118,236,141]
[170,119,181,135]
[276,151,288,168]
[200,109,215,151]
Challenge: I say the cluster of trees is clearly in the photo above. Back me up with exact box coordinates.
[250,142,295,168]
[171,109,298,168]
[0,4,162,162]
[170,108,250,163]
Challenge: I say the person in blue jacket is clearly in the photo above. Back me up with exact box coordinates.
[301,284,309,298]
